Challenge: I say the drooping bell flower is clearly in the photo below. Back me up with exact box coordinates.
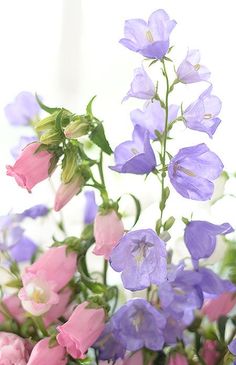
[83,191,98,225]
[110,125,156,175]
[123,66,155,101]
[184,85,222,137]
[57,301,105,359]
[130,100,179,139]
[168,143,223,200]
[6,142,53,192]
[27,338,67,365]
[120,9,176,59]
[54,175,84,211]
[110,229,167,291]
[177,49,210,84]
[93,210,124,259]
[11,136,38,159]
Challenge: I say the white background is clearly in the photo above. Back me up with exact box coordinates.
[0,1,236,261]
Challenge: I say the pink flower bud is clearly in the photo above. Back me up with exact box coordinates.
[0,295,25,324]
[57,301,105,359]
[54,175,83,211]
[168,354,188,365]
[201,340,220,365]
[6,142,53,192]
[0,332,31,364]
[202,292,236,321]
[93,210,124,259]
[27,338,67,365]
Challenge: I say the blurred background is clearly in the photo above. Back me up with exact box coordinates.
[0,0,236,267]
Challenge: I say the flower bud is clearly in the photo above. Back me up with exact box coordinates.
[64,116,90,139]
[61,147,78,183]
[40,129,62,145]
[54,175,84,211]
[34,114,56,132]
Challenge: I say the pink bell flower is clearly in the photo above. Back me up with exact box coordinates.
[0,332,31,365]
[168,353,188,365]
[0,295,25,324]
[54,175,83,211]
[201,340,220,365]
[43,287,72,327]
[6,142,53,192]
[202,292,236,321]
[57,301,105,359]
[93,210,124,259]
[27,338,67,365]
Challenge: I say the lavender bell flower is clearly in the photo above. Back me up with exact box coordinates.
[168,143,223,200]
[110,125,156,175]
[110,228,167,290]
[197,267,235,297]
[228,340,236,356]
[177,49,210,84]
[184,85,222,137]
[120,9,176,59]
[11,136,37,159]
[5,91,40,126]
[83,191,98,225]
[111,298,166,351]
[131,100,179,139]
[123,66,155,101]
[184,220,233,261]
[19,204,49,219]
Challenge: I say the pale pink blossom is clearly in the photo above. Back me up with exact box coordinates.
[0,295,25,324]
[0,332,31,365]
[57,301,105,359]
[54,175,83,211]
[6,142,53,192]
[93,210,124,259]
[201,340,220,365]
[202,292,236,321]
[27,338,67,365]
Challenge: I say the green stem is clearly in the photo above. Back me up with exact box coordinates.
[32,316,48,337]
[103,260,108,285]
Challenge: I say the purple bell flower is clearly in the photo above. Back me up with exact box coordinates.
[197,267,235,297]
[130,100,179,139]
[10,236,37,262]
[184,220,233,261]
[177,49,210,84]
[83,191,98,225]
[111,298,166,351]
[123,66,155,101]
[184,85,222,137]
[168,143,224,200]
[120,9,176,59]
[20,204,49,219]
[110,228,167,291]
[5,91,40,126]
[110,125,156,175]
[11,136,37,159]
[229,339,236,356]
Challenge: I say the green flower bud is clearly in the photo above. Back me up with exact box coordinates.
[40,129,62,145]
[64,117,90,139]
[61,146,79,183]
[34,113,57,132]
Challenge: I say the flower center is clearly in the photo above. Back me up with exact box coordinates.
[174,164,196,177]
[194,64,201,71]
[131,147,139,155]
[204,113,213,119]
[146,30,154,43]
[26,282,48,304]
[132,311,144,331]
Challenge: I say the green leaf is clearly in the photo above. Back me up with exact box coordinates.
[217,315,228,343]
[163,216,175,231]
[35,94,60,114]
[149,59,158,67]
[89,122,113,155]
[86,95,96,118]
[182,216,190,225]
[128,193,141,228]
[155,218,162,234]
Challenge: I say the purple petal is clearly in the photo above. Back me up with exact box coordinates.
[10,236,37,262]
[5,91,40,126]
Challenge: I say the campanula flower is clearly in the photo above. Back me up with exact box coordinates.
[27,338,67,365]
[43,287,72,327]
[201,340,220,365]
[4,91,40,126]
[110,229,167,291]
[0,295,24,324]
[202,292,236,321]
[168,353,188,365]
[177,49,210,84]
[93,210,124,259]
[131,100,179,139]
[20,204,49,219]
[229,339,236,356]
[57,301,105,359]
[6,142,54,192]
[184,220,233,261]
[11,136,38,159]
[197,267,235,296]
[120,9,176,59]
[110,126,156,175]
[83,191,98,224]
[54,175,84,211]
[184,85,222,137]
[123,67,155,101]
[111,298,166,351]
[0,332,31,364]
[168,143,223,200]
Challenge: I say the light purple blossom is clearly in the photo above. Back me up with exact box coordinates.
[83,191,98,225]
[10,236,37,262]
[110,228,167,290]
[5,91,40,126]
[123,66,155,101]
[177,50,210,84]
[20,204,49,219]
[111,298,166,351]
[184,85,222,137]
[168,143,224,200]
[229,339,236,356]
[184,220,233,261]
[197,267,235,297]
[120,9,176,59]
[131,100,179,139]
[11,136,37,159]
[110,125,156,175]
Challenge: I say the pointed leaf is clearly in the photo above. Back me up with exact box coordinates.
[89,123,112,155]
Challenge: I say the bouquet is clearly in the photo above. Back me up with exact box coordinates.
[1,8,236,365]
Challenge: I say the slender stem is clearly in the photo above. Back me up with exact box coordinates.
[32,316,48,337]
[98,150,105,186]
[103,259,108,285]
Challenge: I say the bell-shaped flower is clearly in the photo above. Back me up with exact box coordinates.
[110,228,167,291]
[120,9,176,59]
[184,85,222,137]
[54,175,84,211]
[93,210,124,259]
[131,100,179,139]
[11,136,37,159]
[168,143,223,200]
[228,339,236,356]
[123,66,155,101]
[57,301,105,359]
[202,292,236,321]
[201,340,220,365]
[177,49,210,84]
[184,220,233,261]
[6,142,53,192]
[110,126,156,175]
[111,298,166,351]
[168,354,188,365]
[83,191,98,225]
[197,267,235,297]
[27,338,67,365]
